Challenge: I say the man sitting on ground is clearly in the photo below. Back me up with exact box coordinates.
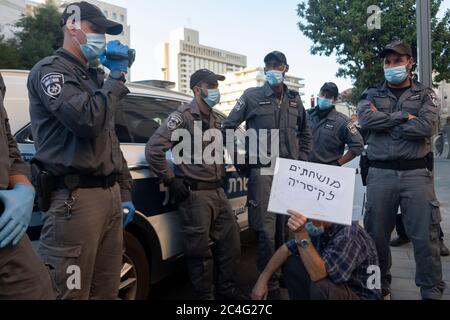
[251,210,382,300]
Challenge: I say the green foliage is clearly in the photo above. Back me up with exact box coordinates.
[0,34,20,69]
[0,0,62,70]
[297,0,450,105]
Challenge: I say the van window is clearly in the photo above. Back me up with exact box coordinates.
[115,95,185,143]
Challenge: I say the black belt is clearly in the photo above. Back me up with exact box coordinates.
[369,158,428,171]
[55,173,119,190]
[185,179,223,191]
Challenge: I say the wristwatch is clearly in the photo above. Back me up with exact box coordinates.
[295,238,310,249]
[109,70,126,82]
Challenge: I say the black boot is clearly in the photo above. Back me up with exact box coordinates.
[390,236,410,247]
[216,287,250,300]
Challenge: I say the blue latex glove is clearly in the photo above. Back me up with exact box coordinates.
[100,40,130,72]
[122,201,136,227]
[0,184,35,248]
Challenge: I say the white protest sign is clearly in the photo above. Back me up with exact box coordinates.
[268,158,356,225]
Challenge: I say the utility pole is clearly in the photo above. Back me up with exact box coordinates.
[416,0,433,88]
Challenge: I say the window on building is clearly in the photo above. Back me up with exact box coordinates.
[120,14,125,22]
[113,12,117,20]
[104,10,108,17]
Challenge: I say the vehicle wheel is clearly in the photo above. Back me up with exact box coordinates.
[119,231,150,300]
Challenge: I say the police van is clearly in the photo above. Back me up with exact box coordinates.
[1,69,249,300]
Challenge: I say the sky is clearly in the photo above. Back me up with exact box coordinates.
[37,0,450,99]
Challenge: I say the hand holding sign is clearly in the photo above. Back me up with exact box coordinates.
[286,210,308,234]
[268,158,356,225]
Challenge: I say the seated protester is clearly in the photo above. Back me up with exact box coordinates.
[251,210,381,300]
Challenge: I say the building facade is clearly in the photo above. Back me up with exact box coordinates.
[0,0,39,38]
[156,28,247,94]
[1,0,130,47]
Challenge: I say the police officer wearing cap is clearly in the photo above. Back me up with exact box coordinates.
[146,69,244,300]
[307,82,364,166]
[0,72,55,300]
[357,40,445,300]
[27,1,136,299]
[222,51,312,299]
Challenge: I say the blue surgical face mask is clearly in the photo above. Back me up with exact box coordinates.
[77,30,106,63]
[384,65,409,85]
[317,97,334,110]
[305,221,325,237]
[201,88,221,108]
[265,70,285,86]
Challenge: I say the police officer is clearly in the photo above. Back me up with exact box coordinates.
[357,40,445,300]
[222,51,312,299]
[307,82,364,166]
[0,72,55,300]
[146,69,243,300]
[27,2,135,299]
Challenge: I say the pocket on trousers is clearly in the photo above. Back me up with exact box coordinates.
[429,200,442,241]
[38,241,82,299]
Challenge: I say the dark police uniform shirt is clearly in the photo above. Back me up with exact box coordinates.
[307,106,364,165]
[222,82,312,163]
[145,99,226,183]
[27,48,132,200]
[0,73,30,190]
[357,80,439,161]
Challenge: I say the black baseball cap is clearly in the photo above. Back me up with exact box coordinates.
[320,82,339,99]
[60,1,123,35]
[264,51,288,65]
[190,69,225,89]
[380,40,413,58]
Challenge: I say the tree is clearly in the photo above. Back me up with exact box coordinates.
[297,0,450,105]
[14,0,63,69]
[0,33,20,69]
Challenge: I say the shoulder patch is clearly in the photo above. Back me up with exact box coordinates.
[346,122,358,136]
[167,113,184,131]
[234,97,246,112]
[428,92,438,108]
[41,72,64,99]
